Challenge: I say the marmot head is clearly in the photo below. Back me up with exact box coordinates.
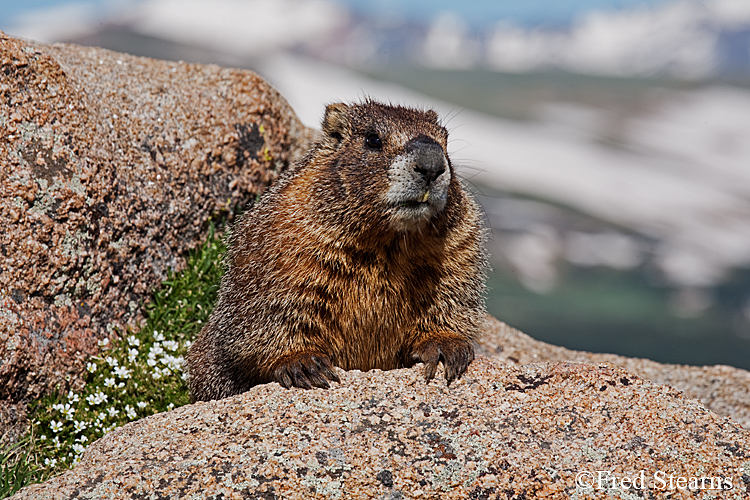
[316,100,454,234]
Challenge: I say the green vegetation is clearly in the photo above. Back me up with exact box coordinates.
[1,225,226,497]
[1,434,37,498]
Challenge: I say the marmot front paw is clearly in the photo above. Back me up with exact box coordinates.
[272,352,340,389]
[411,334,475,384]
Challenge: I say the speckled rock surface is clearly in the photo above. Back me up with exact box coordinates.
[12,356,750,499]
[0,33,316,431]
[479,316,750,429]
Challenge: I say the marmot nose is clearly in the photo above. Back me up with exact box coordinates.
[408,135,446,185]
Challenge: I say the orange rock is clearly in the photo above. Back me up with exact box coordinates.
[0,32,316,435]
[12,357,750,499]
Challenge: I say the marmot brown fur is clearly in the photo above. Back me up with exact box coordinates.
[187,100,487,401]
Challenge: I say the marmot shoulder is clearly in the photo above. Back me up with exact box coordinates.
[187,100,487,401]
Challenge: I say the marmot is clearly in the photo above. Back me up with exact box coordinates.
[187,100,487,401]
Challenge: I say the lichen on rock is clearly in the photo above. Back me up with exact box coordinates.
[0,32,316,436]
[10,357,750,499]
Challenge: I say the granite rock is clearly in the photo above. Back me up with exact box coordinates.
[12,356,750,499]
[0,33,316,435]
[4,31,750,500]
[479,317,750,429]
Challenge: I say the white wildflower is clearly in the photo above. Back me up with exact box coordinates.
[147,358,157,367]
[97,338,109,348]
[161,354,183,372]
[50,420,63,433]
[62,403,75,421]
[185,340,192,349]
[104,377,115,388]
[52,437,61,449]
[152,368,163,380]
[162,340,179,352]
[44,458,57,468]
[105,356,118,367]
[72,443,86,454]
[39,434,47,442]
[87,362,97,373]
[67,390,80,403]
[153,330,165,342]
[114,365,132,379]
[107,407,119,417]
[125,405,137,419]
[149,345,164,358]
[86,391,108,406]
[76,435,88,444]
[128,348,138,362]
[137,401,147,409]
[127,335,140,347]
[74,420,87,432]
[52,403,64,413]
[167,403,174,411]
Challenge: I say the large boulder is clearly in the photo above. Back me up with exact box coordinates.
[0,33,316,436]
[11,355,750,499]
[479,318,750,429]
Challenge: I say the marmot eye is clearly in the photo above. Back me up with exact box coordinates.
[365,133,383,149]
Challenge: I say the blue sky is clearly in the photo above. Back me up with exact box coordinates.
[1,0,99,20]
[1,0,675,31]
[344,0,673,27]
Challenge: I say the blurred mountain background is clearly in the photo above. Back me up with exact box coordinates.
[3,0,750,369]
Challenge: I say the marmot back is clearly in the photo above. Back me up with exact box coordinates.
[187,100,487,401]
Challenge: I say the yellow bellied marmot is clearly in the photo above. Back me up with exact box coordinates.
[187,100,487,401]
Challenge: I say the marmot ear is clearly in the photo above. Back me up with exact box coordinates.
[425,109,440,124]
[322,103,350,145]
